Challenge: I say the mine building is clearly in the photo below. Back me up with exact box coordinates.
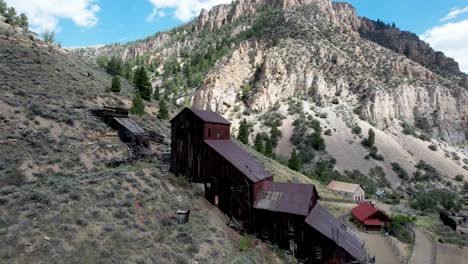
[170,107,369,264]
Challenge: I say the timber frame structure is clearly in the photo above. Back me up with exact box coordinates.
[170,107,372,264]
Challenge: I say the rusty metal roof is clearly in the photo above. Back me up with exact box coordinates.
[254,182,318,216]
[305,204,365,261]
[113,117,148,136]
[204,140,271,182]
[189,107,231,125]
[171,107,231,125]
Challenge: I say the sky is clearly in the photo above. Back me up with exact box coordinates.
[4,0,468,72]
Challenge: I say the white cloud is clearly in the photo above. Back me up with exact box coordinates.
[147,0,231,22]
[5,0,100,33]
[420,19,468,73]
[146,8,166,22]
[440,6,468,21]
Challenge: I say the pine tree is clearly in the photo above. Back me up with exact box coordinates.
[254,133,264,154]
[264,136,273,158]
[122,61,132,80]
[5,7,17,25]
[18,13,28,28]
[368,128,375,147]
[110,75,121,93]
[153,85,160,100]
[288,149,300,171]
[0,1,6,17]
[237,119,250,144]
[42,30,55,43]
[158,99,169,120]
[270,124,280,147]
[133,66,152,101]
[106,56,122,76]
[130,92,145,116]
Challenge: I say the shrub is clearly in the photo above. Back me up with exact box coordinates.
[288,149,301,171]
[391,163,408,180]
[331,98,339,104]
[418,133,431,141]
[324,129,332,136]
[110,75,121,92]
[352,126,362,134]
[130,92,145,116]
[239,234,252,252]
[319,112,328,119]
[455,175,464,182]
[388,215,415,243]
[158,99,169,120]
[428,144,437,151]
[402,122,416,136]
[369,149,384,161]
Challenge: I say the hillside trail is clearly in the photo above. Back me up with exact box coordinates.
[412,228,434,264]
[356,231,400,264]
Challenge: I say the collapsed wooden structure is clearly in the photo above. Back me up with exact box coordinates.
[90,107,155,160]
[171,107,368,263]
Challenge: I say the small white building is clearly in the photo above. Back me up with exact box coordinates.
[326,180,365,201]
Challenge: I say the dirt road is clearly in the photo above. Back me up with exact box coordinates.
[412,228,434,264]
[356,231,400,264]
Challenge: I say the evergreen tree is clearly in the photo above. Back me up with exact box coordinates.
[0,1,6,16]
[5,7,17,25]
[18,13,28,28]
[106,56,123,76]
[254,133,264,154]
[241,83,252,103]
[133,66,152,101]
[264,136,273,158]
[311,131,325,150]
[158,99,169,120]
[122,61,132,80]
[42,30,55,43]
[368,128,375,147]
[153,85,160,100]
[288,149,301,171]
[110,75,121,93]
[270,124,280,147]
[237,119,250,144]
[130,92,145,116]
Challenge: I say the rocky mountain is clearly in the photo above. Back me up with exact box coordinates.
[75,0,467,145]
[74,0,467,184]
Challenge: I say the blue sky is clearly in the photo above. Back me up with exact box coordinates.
[5,0,468,72]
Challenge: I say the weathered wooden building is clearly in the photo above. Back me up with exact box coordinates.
[170,107,368,263]
[304,204,366,263]
[170,107,231,183]
[253,182,318,255]
[203,139,273,229]
[90,107,149,147]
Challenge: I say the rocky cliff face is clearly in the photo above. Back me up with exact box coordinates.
[358,17,462,76]
[192,0,467,143]
[75,0,467,144]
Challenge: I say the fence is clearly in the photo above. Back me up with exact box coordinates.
[320,197,359,204]
[382,228,415,264]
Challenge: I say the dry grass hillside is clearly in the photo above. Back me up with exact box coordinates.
[0,23,292,263]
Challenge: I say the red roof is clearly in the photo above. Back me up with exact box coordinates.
[363,219,381,226]
[351,202,389,223]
